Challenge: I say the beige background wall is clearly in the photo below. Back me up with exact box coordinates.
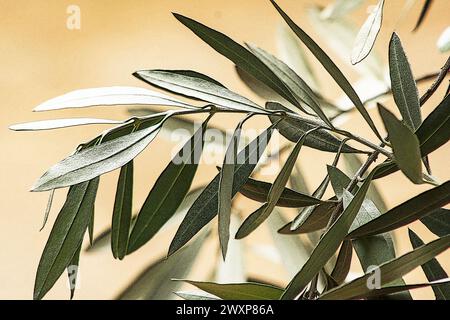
[0,0,448,299]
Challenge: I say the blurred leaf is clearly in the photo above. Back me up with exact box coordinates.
[321,234,450,300]
[282,169,377,299]
[437,27,450,52]
[413,0,434,32]
[421,208,450,237]
[173,13,300,108]
[218,116,251,259]
[270,0,382,140]
[135,70,263,113]
[279,202,338,234]
[236,131,312,239]
[267,102,362,153]
[290,164,310,194]
[111,161,134,259]
[128,116,212,254]
[276,24,319,90]
[168,124,276,256]
[351,0,385,65]
[33,86,193,112]
[117,231,208,300]
[9,118,123,131]
[348,180,450,238]
[247,44,332,126]
[180,281,283,300]
[321,0,366,20]
[240,177,325,208]
[32,117,166,192]
[67,245,81,300]
[389,33,421,131]
[34,178,99,300]
[408,229,450,300]
[378,104,422,184]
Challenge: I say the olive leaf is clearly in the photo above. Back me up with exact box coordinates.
[408,229,450,300]
[178,280,283,300]
[32,116,166,191]
[389,33,421,131]
[33,86,193,112]
[437,27,450,52]
[67,245,81,300]
[168,124,276,256]
[34,178,99,300]
[270,0,383,141]
[127,115,212,254]
[328,240,353,287]
[9,118,123,131]
[413,0,434,32]
[378,104,423,184]
[351,0,385,65]
[420,208,450,237]
[348,180,450,239]
[320,234,450,300]
[111,161,134,260]
[135,70,264,113]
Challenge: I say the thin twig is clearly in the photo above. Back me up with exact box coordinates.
[420,56,450,106]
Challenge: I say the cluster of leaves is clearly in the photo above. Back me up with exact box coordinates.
[12,0,450,300]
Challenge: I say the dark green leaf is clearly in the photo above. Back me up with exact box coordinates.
[33,86,193,112]
[348,181,450,238]
[117,231,207,300]
[413,0,434,32]
[320,234,450,300]
[378,104,422,184]
[168,124,276,256]
[180,281,283,300]
[128,116,212,254]
[270,0,383,141]
[34,178,99,300]
[32,117,166,191]
[173,13,299,107]
[329,240,353,286]
[408,229,450,300]
[267,102,362,153]
[239,177,325,208]
[236,131,312,239]
[135,70,263,113]
[282,169,377,299]
[40,190,55,231]
[389,33,421,130]
[351,0,385,65]
[421,208,450,237]
[111,161,134,259]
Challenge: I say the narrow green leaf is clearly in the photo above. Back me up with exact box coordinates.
[328,165,351,199]
[348,181,450,238]
[321,0,366,20]
[175,291,220,300]
[421,208,450,237]
[40,190,55,231]
[9,118,122,131]
[34,178,99,300]
[413,0,433,32]
[128,116,212,254]
[282,169,377,299]
[321,234,450,300]
[218,115,252,259]
[180,281,283,300]
[173,13,299,108]
[239,177,325,208]
[267,102,362,153]
[408,229,450,300]
[279,202,338,234]
[389,33,421,130]
[329,240,353,287]
[117,231,208,300]
[351,0,385,65]
[33,86,193,112]
[88,202,95,246]
[168,125,276,256]
[32,117,166,192]
[247,44,332,126]
[67,245,81,300]
[111,161,134,259]
[271,0,383,141]
[135,70,263,113]
[236,131,313,239]
[378,104,422,184]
